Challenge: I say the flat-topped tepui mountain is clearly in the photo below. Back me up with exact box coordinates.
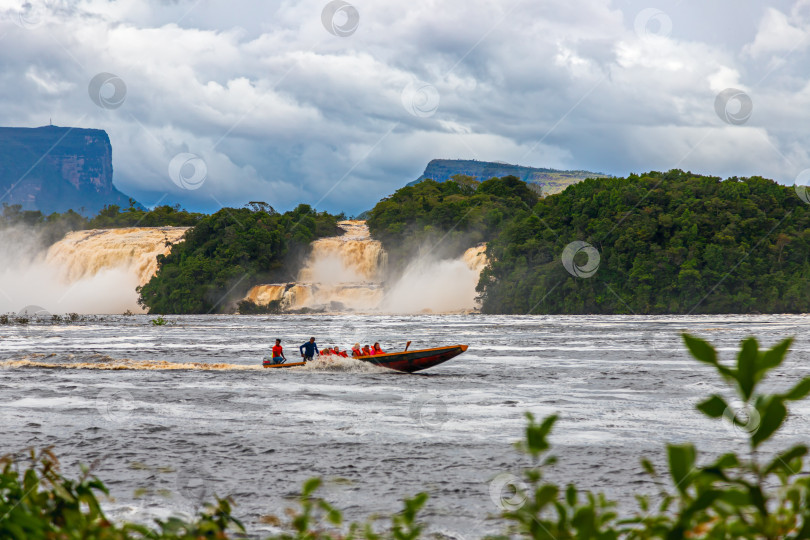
[0,125,136,214]
[410,158,610,195]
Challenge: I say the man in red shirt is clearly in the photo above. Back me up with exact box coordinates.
[271,339,286,364]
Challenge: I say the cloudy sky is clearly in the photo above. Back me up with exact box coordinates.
[1,0,808,214]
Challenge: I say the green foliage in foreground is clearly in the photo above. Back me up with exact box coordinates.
[137,204,341,314]
[480,170,810,314]
[3,335,810,539]
[366,175,539,274]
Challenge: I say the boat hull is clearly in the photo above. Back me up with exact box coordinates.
[263,361,306,369]
[355,345,468,373]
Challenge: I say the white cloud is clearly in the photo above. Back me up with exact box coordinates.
[744,7,808,57]
[0,0,808,213]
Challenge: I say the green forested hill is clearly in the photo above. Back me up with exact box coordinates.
[479,170,810,314]
[367,176,538,273]
[137,204,340,314]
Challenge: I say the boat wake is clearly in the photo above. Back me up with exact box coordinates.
[0,354,261,371]
[266,356,391,373]
[1,354,392,372]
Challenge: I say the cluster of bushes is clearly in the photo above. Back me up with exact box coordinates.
[137,204,341,314]
[3,335,809,538]
[0,313,81,325]
[480,170,810,314]
[369,170,810,314]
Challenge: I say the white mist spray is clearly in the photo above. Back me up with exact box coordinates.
[0,227,187,314]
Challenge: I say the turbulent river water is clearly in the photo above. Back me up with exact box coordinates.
[2,314,810,538]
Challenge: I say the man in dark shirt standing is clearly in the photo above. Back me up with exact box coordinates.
[300,337,319,362]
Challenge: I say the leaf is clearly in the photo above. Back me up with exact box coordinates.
[641,458,656,476]
[52,482,76,503]
[752,398,788,448]
[571,505,596,536]
[525,414,557,456]
[696,395,729,418]
[758,337,793,374]
[535,484,558,508]
[764,445,807,475]
[302,477,321,496]
[682,334,718,366]
[783,377,810,401]
[667,443,696,494]
[565,484,577,507]
[716,489,750,506]
[736,338,758,400]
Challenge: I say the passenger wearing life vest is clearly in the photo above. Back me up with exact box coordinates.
[333,346,348,358]
[351,343,362,357]
[363,345,373,356]
[373,342,384,354]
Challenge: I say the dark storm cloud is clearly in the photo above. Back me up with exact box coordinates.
[1,0,809,214]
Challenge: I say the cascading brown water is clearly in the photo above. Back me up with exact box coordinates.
[45,227,189,286]
[0,227,188,314]
[246,220,387,311]
[245,221,488,313]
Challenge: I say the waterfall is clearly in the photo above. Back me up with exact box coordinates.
[245,221,488,313]
[45,227,189,286]
[0,227,188,314]
[376,244,487,314]
[0,220,486,315]
[245,220,387,311]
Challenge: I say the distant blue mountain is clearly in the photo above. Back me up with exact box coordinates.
[409,159,609,194]
[0,125,138,214]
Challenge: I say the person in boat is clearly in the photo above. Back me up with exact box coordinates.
[271,339,286,364]
[363,345,373,356]
[373,342,384,354]
[300,337,319,362]
[333,346,348,358]
[351,343,362,357]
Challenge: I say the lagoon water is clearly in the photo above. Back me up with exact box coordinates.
[2,314,810,538]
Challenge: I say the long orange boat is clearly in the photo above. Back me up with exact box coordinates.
[355,344,468,373]
[263,344,468,373]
